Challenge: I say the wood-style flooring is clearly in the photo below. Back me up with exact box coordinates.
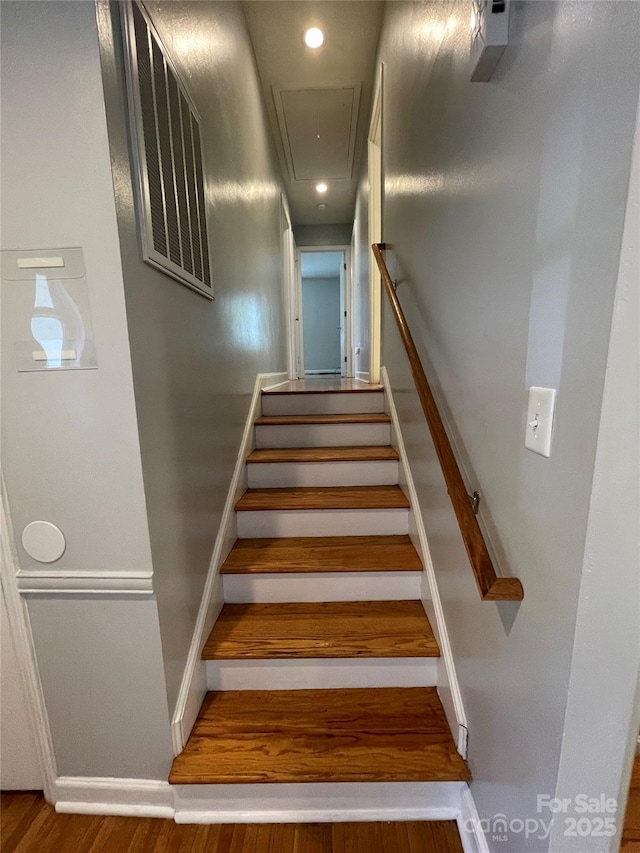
[169,687,470,785]
[255,413,390,426]
[622,755,640,851]
[1,791,464,852]
[202,601,439,660]
[219,536,422,574]
[247,446,399,463]
[235,486,409,512]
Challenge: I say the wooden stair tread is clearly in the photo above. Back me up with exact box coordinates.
[255,413,390,426]
[247,446,399,463]
[235,485,410,511]
[221,536,423,574]
[169,687,470,784]
[262,385,383,395]
[202,601,438,659]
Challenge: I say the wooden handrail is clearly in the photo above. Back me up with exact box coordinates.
[372,243,523,602]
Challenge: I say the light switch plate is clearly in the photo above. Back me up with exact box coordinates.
[525,386,556,457]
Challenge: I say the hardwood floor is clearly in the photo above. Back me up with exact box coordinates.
[622,755,640,851]
[235,486,409,512]
[255,413,390,426]
[1,792,464,852]
[220,536,423,574]
[247,446,399,463]
[202,601,439,659]
[169,687,471,785]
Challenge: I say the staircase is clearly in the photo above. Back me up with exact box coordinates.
[170,381,469,794]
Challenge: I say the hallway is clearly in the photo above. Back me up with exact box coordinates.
[1,1,638,850]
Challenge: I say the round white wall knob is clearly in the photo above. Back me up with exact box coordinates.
[21,521,66,563]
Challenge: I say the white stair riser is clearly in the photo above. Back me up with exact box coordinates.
[237,508,409,538]
[261,392,385,417]
[206,658,438,691]
[247,460,398,488]
[222,571,422,603]
[173,781,465,823]
[255,423,390,448]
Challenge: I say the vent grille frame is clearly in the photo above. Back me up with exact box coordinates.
[121,0,213,299]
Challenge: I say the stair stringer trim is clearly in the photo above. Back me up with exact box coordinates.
[170,372,288,755]
[458,784,492,853]
[381,366,469,758]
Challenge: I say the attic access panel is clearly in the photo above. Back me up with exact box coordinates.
[274,85,362,182]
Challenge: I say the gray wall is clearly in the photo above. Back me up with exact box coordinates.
[368,2,640,850]
[97,0,288,714]
[302,277,341,372]
[0,0,173,778]
[295,224,352,247]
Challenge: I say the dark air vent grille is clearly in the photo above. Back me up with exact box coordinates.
[124,1,212,297]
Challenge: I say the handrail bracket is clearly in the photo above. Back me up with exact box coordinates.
[468,491,481,515]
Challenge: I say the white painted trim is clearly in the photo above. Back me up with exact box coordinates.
[280,194,297,381]
[54,776,175,819]
[0,477,57,801]
[222,570,420,603]
[173,780,465,824]
[458,785,491,853]
[176,806,459,824]
[16,570,153,595]
[294,247,304,377]
[261,377,290,392]
[170,372,287,754]
[368,63,383,384]
[236,507,408,538]
[356,370,371,383]
[381,367,469,756]
[206,657,438,691]
[48,774,469,825]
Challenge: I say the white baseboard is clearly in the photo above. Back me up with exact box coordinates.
[50,775,478,829]
[458,785,491,853]
[381,366,469,757]
[170,372,288,755]
[356,370,371,383]
[54,776,175,819]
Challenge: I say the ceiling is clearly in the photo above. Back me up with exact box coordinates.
[243,1,384,227]
[300,251,343,278]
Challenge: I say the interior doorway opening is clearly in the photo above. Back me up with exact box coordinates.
[294,246,352,379]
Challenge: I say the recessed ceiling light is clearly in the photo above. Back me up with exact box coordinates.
[304,28,324,49]
[317,203,327,210]
[316,183,328,194]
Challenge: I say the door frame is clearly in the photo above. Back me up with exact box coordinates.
[0,478,56,799]
[280,194,298,380]
[368,64,383,384]
[296,245,353,378]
